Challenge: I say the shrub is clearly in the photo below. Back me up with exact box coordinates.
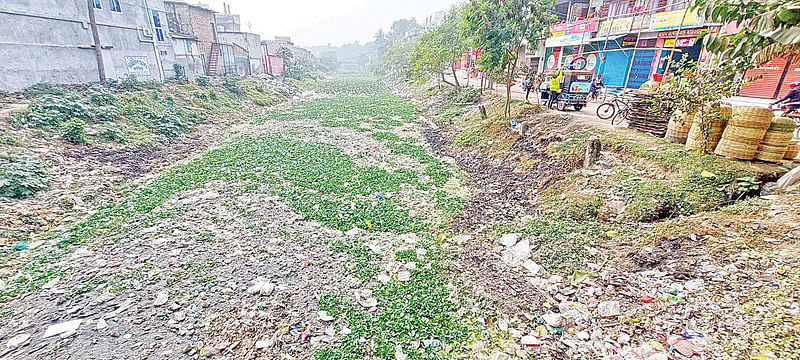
[24,83,67,98]
[223,76,243,96]
[0,129,16,145]
[154,108,193,137]
[195,76,210,87]
[25,93,90,128]
[61,118,87,144]
[173,64,188,84]
[0,152,49,198]
[88,87,116,106]
[97,124,126,143]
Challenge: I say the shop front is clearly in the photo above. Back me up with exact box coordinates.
[739,55,799,99]
[650,9,706,75]
[653,28,705,75]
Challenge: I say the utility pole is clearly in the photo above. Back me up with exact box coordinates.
[87,0,106,83]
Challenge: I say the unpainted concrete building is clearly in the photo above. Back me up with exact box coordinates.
[163,1,221,76]
[218,31,263,75]
[0,0,178,91]
[171,33,203,79]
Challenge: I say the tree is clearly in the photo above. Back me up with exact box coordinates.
[390,18,421,41]
[409,6,468,87]
[376,37,418,78]
[463,0,556,118]
[318,51,340,72]
[276,47,294,77]
[695,0,800,68]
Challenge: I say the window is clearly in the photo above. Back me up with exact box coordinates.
[185,40,192,53]
[152,10,165,42]
[92,0,102,9]
[109,0,121,12]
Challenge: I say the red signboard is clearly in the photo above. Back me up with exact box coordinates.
[550,23,566,36]
[551,19,598,36]
[569,18,598,34]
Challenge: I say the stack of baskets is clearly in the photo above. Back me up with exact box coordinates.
[685,103,732,152]
[786,140,800,160]
[754,117,796,162]
[665,110,695,143]
[714,106,774,160]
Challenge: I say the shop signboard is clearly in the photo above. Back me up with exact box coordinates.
[664,38,695,47]
[650,8,703,31]
[657,28,705,39]
[585,53,598,71]
[545,33,588,47]
[621,35,638,47]
[568,18,598,34]
[598,16,633,36]
[550,23,566,36]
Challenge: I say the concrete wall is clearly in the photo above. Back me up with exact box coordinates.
[218,31,263,75]
[164,1,217,75]
[0,0,177,91]
[173,37,203,79]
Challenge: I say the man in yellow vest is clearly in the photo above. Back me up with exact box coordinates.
[548,67,564,109]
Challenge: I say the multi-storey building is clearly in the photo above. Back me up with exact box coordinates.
[0,0,178,91]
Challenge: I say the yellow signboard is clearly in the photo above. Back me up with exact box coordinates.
[598,17,633,36]
[650,8,702,30]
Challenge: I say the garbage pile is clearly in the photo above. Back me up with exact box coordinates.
[483,231,796,360]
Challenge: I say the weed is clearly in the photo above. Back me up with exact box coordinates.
[0,152,49,198]
[196,76,210,87]
[61,118,87,144]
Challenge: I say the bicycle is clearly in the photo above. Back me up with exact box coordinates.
[588,87,606,103]
[596,93,631,126]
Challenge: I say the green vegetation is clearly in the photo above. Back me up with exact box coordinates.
[330,238,381,281]
[318,239,469,360]
[61,117,87,144]
[0,152,49,198]
[12,77,282,148]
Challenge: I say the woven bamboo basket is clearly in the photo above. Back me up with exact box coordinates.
[785,141,800,160]
[714,106,773,160]
[685,104,731,152]
[755,117,796,162]
[665,110,695,143]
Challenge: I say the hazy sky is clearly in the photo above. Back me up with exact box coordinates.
[198,0,457,47]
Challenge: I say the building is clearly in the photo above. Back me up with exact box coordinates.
[214,4,240,32]
[540,0,714,89]
[261,36,315,76]
[218,31,264,75]
[0,0,179,91]
[164,1,235,76]
[172,33,204,79]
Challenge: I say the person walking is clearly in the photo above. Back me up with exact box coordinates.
[548,67,564,109]
[523,76,533,102]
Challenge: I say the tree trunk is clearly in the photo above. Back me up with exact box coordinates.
[504,47,521,118]
[451,62,460,88]
[87,0,106,84]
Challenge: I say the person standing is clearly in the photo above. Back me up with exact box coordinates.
[523,76,533,102]
[548,67,564,108]
[589,76,604,101]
